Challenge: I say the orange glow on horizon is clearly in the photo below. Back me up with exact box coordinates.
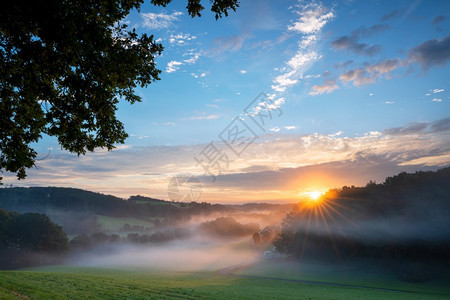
[299,189,328,206]
[305,191,323,201]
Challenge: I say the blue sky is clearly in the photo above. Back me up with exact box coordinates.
[115,0,450,146]
[8,0,450,203]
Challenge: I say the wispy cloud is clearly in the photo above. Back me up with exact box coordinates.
[166,50,201,73]
[190,72,206,78]
[309,79,339,95]
[166,60,183,73]
[269,127,280,132]
[271,2,334,93]
[339,59,400,86]
[408,34,450,70]
[432,15,447,25]
[288,3,334,34]
[183,52,200,64]
[330,24,389,56]
[383,122,428,135]
[381,9,401,22]
[185,114,219,120]
[169,33,196,45]
[240,69,247,74]
[141,11,182,30]
[210,35,244,55]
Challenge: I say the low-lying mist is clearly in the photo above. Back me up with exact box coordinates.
[63,208,288,272]
[67,236,258,272]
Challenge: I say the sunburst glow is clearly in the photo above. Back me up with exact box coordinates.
[305,191,323,200]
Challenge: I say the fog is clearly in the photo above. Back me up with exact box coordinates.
[62,207,290,272]
[294,214,450,243]
[67,237,258,272]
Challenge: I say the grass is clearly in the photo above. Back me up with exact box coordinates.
[236,259,450,298]
[1,264,449,299]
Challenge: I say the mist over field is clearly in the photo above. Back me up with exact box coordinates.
[61,204,290,271]
[68,238,257,271]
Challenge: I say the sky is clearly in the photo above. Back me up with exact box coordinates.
[4,0,450,203]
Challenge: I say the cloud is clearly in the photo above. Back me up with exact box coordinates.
[399,153,450,167]
[432,15,447,25]
[339,68,374,86]
[240,70,247,74]
[431,118,450,132]
[141,11,183,30]
[166,61,183,73]
[190,72,205,78]
[331,36,381,56]
[352,24,391,37]
[288,3,334,34]
[383,122,428,136]
[185,114,219,120]
[331,24,389,56]
[269,127,280,132]
[366,59,399,74]
[211,35,244,54]
[285,126,296,130]
[309,79,339,95]
[339,59,400,86]
[272,71,300,92]
[166,51,201,73]
[408,34,450,70]
[385,101,394,104]
[199,122,450,197]
[183,52,200,64]
[169,33,196,45]
[304,74,321,79]
[335,60,354,69]
[433,88,444,93]
[271,2,334,93]
[336,35,449,87]
[6,118,450,202]
[329,131,343,137]
[272,50,314,91]
[432,98,442,102]
[381,9,401,21]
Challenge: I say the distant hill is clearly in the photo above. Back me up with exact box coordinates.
[0,187,226,220]
[0,187,128,215]
[0,186,295,235]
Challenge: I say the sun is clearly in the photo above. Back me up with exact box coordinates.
[305,190,323,201]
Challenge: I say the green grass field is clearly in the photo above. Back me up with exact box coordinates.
[1,263,449,299]
[236,260,450,298]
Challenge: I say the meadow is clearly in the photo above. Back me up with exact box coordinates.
[1,262,449,299]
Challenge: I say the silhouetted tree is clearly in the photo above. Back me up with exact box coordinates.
[0,0,239,182]
[7,212,68,252]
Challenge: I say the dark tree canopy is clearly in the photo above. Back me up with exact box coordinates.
[0,0,239,182]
